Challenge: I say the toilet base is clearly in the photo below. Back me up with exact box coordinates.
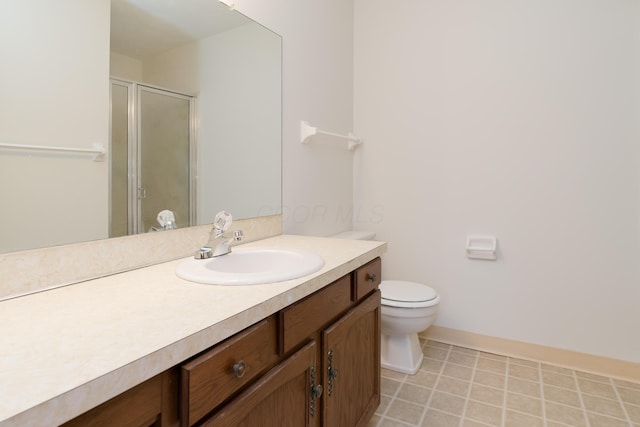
[381,332,424,375]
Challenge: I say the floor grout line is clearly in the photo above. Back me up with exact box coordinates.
[610,375,634,426]
[459,349,480,426]
[537,360,548,427]
[501,356,510,427]
[377,369,406,426]
[573,369,592,427]
[417,342,452,427]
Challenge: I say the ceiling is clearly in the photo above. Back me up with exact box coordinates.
[110,0,250,59]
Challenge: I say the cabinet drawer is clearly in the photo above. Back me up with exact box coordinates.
[354,257,382,301]
[279,275,352,354]
[200,340,317,427]
[181,317,277,427]
[61,375,161,427]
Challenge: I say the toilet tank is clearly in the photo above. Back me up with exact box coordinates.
[331,230,376,240]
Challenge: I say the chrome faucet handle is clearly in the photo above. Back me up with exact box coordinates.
[193,212,242,259]
[213,211,233,233]
[228,229,244,241]
[209,229,243,257]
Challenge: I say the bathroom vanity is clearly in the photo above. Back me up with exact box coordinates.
[0,235,386,427]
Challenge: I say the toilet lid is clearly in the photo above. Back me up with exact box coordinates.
[380,281,439,308]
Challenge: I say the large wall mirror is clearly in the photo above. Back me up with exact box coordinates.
[0,0,282,254]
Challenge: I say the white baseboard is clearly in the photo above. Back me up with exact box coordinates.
[421,326,640,384]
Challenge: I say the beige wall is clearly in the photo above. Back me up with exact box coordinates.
[110,51,143,81]
[354,0,640,362]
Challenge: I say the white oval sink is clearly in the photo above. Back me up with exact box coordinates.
[175,247,325,285]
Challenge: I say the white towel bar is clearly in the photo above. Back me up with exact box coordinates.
[0,142,106,161]
[300,121,362,151]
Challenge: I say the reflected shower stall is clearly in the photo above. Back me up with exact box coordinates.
[110,80,196,237]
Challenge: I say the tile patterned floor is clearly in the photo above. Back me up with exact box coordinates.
[368,340,640,427]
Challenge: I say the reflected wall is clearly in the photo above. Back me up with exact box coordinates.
[0,1,111,253]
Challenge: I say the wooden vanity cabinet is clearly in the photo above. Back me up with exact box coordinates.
[187,258,382,427]
[61,370,180,427]
[321,257,381,427]
[323,291,381,427]
[200,340,318,427]
[62,258,382,427]
[279,275,352,352]
[180,317,279,426]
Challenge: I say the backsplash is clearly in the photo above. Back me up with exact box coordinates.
[0,215,282,300]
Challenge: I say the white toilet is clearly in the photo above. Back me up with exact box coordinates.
[331,231,440,375]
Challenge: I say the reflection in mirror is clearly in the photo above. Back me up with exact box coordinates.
[0,0,282,254]
[109,81,195,236]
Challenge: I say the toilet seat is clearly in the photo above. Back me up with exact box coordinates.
[380,280,440,308]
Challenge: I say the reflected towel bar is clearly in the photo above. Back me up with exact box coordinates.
[300,120,362,151]
[0,142,106,161]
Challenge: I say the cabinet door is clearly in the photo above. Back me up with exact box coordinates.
[323,291,381,427]
[202,340,319,427]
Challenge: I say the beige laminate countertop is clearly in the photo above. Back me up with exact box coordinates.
[0,234,386,427]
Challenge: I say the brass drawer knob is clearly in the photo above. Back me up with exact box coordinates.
[233,360,247,378]
[365,273,377,282]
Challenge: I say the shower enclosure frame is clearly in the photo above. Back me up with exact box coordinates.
[109,78,198,236]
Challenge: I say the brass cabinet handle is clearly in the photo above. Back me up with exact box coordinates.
[327,349,338,396]
[232,360,247,378]
[328,367,339,380]
[365,273,377,282]
[310,364,321,417]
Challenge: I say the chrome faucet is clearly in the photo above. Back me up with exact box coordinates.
[195,211,243,259]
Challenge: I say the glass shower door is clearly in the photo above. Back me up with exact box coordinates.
[137,87,193,233]
[109,79,195,236]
